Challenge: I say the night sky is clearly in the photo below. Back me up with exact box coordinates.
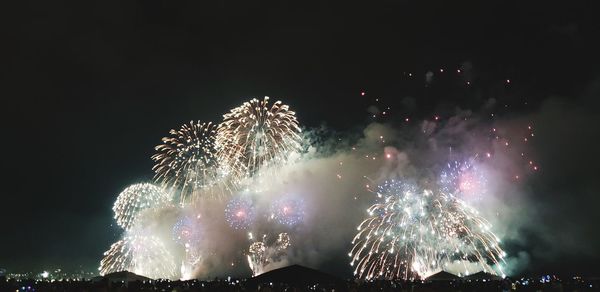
[3,1,600,277]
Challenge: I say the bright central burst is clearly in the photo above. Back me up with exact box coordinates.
[101,97,304,280]
[349,180,506,280]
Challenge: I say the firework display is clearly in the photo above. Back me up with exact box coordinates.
[269,197,305,227]
[171,214,204,280]
[99,235,177,279]
[215,97,302,183]
[102,98,306,279]
[112,183,171,231]
[99,86,535,281]
[172,214,203,246]
[247,233,291,276]
[152,121,227,204]
[350,180,505,280]
[225,197,256,230]
[439,160,488,201]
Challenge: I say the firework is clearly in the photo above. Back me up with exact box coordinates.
[247,233,291,276]
[171,214,204,280]
[99,235,177,279]
[439,160,488,201]
[269,197,305,226]
[215,97,302,184]
[113,183,171,231]
[172,214,203,245]
[247,241,266,276]
[224,196,256,230]
[350,180,505,280]
[152,121,228,204]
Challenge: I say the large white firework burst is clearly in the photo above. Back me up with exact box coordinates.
[349,180,506,280]
[216,97,302,185]
[113,183,171,231]
[99,235,177,279]
[152,121,228,204]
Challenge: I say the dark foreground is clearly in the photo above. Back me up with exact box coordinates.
[2,277,599,292]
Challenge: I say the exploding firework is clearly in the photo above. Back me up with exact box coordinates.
[247,241,266,276]
[172,214,203,246]
[152,121,228,204]
[113,183,171,231]
[215,97,302,184]
[99,235,177,279]
[247,233,291,276]
[350,180,505,280]
[269,197,305,226]
[440,160,488,201]
[172,214,204,280]
[224,196,256,230]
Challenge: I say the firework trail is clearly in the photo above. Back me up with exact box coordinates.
[99,235,177,279]
[152,121,229,204]
[247,233,291,276]
[350,180,505,280]
[216,97,302,186]
[113,183,171,231]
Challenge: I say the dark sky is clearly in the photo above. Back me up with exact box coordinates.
[2,0,600,276]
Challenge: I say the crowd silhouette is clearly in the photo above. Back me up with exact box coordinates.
[1,275,598,292]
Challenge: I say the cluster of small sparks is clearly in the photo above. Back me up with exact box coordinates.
[99,235,177,279]
[112,183,171,231]
[439,160,488,202]
[489,124,539,180]
[172,214,203,246]
[350,180,506,280]
[172,214,204,280]
[360,65,540,181]
[269,197,305,227]
[247,233,291,276]
[343,76,540,280]
[224,197,256,230]
[215,96,302,185]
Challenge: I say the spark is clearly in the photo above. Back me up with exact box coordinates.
[350,180,505,280]
[172,214,203,246]
[439,160,488,201]
[99,235,177,279]
[112,183,171,231]
[215,97,302,187]
[269,197,305,226]
[225,196,256,230]
[152,121,230,204]
[247,233,291,276]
